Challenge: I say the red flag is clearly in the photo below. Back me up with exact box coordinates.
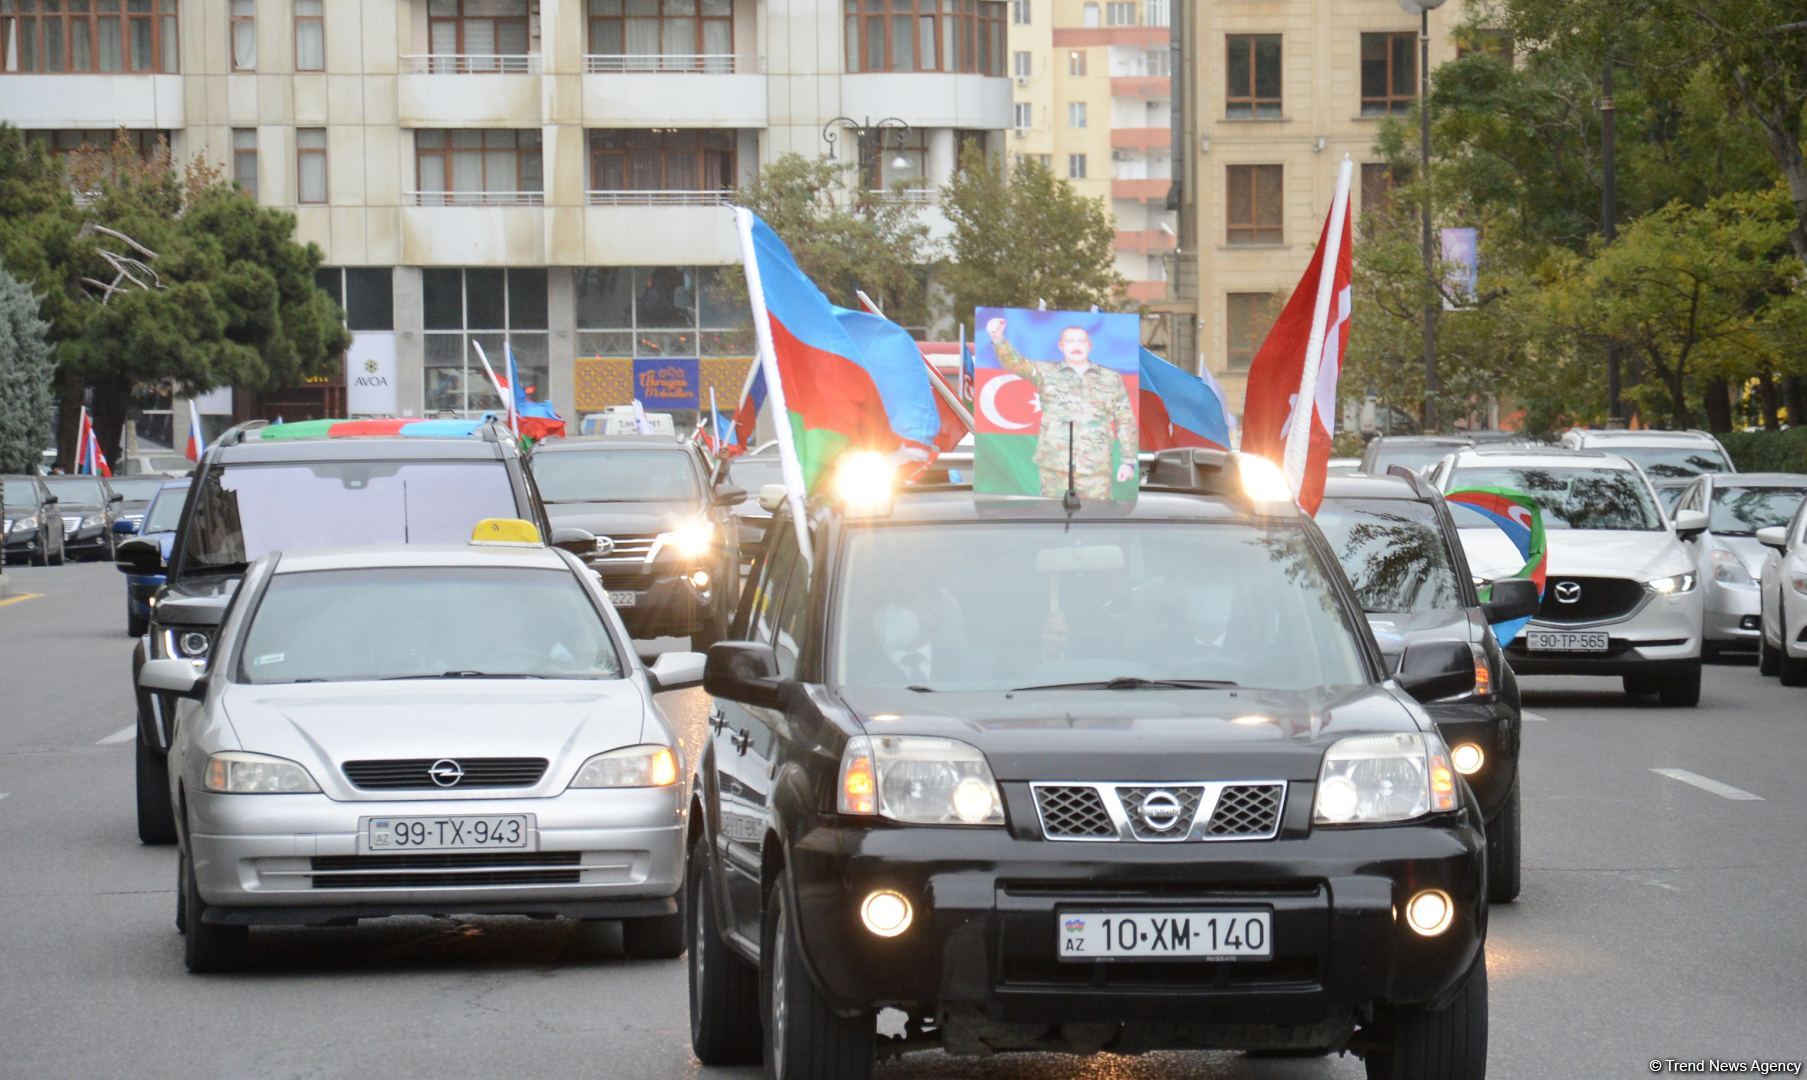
[185,407,206,462]
[1240,171,1353,515]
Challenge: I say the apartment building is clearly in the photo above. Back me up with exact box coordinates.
[1007,0,1173,304]
[1170,0,1480,418]
[0,0,1010,430]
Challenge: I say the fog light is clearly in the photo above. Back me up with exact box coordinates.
[859,890,913,938]
[1405,889,1454,937]
[688,569,711,590]
[1450,743,1484,776]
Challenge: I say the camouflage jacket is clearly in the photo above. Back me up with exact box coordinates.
[995,339,1138,470]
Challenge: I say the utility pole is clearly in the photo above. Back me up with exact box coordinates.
[1400,0,1447,431]
[1601,57,1623,427]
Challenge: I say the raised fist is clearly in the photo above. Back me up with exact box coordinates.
[986,316,1007,342]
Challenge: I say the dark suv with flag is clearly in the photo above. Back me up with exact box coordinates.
[687,448,1491,1080]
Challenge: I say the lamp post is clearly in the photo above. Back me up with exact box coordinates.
[1601,56,1623,427]
[821,116,913,188]
[1399,0,1446,431]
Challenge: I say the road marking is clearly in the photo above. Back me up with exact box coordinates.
[1522,711,1550,723]
[1651,768,1763,801]
[0,592,44,608]
[97,725,136,745]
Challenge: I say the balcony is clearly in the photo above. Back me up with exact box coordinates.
[401,53,540,74]
[584,53,761,74]
[0,74,184,129]
[398,57,541,126]
[581,55,767,127]
[1110,76,1170,101]
[585,190,732,206]
[1110,127,1171,151]
[1112,178,1171,203]
[400,202,547,265]
[1114,228,1177,255]
[840,73,1011,130]
[582,203,740,265]
[406,190,545,207]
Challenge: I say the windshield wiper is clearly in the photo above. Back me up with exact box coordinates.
[1009,676,1239,692]
[381,671,547,680]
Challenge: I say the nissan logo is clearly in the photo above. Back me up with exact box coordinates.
[428,759,465,787]
[1554,581,1582,604]
[1138,791,1185,832]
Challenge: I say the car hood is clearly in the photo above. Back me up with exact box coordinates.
[156,573,241,627]
[1362,609,1477,668]
[1457,527,1689,581]
[217,679,652,796]
[543,500,696,537]
[55,500,106,514]
[1709,534,1769,578]
[833,683,1427,782]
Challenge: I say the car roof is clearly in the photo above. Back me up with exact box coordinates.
[270,543,572,574]
[1321,474,1432,501]
[1700,472,1807,488]
[1368,435,1473,447]
[1568,429,1719,446]
[533,435,691,453]
[1449,446,1631,466]
[842,487,1287,527]
[215,438,507,464]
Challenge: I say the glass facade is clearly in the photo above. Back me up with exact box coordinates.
[574,266,750,360]
[423,268,550,416]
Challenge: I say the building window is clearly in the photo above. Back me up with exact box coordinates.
[1066,49,1085,76]
[1226,163,1282,245]
[1361,162,1404,216]
[1225,34,1280,118]
[413,129,544,205]
[844,0,1005,75]
[1226,293,1279,372]
[429,0,531,71]
[1012,102,1032,129]
[232,128,258,200]
[1360,31,1417,116]
[1067,153,1086,180]
[296,128,327,204]
[1012,50,1030,77]
[861,128,928,192]
[575,266,750,360]
[2,0,179,73]
[1144,46,1169,77]
[1105,2,1134,26]
[1011,0,1029,24]
[588,129,735,196]
[424,268,549,416]
[315,267,396,332]
[1456,28,1513,64]
[228,0,255,70]
[1082,3,1098,28]
[588,0,731,64]
[1067,102,1086,128]
[294,0,323,69]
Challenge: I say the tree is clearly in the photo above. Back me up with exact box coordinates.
[0,261,54,473]
[939,148,1126,322]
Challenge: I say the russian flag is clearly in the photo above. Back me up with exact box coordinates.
[506,343,566,442]
[76,406,112,477]
[737,209,940,490]
[184,407,206,462]
[1137,348,1232,452]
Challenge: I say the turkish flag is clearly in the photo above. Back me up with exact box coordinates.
[1240,184,1353,516]
[972,369,1040,434]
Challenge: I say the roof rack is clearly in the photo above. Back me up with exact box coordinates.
[213,419,270,448]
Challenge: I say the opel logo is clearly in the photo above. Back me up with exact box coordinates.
[428,759,465,787]
[1138,791,1184,832]
[1554,581,1582,604]
[594,536,616,556]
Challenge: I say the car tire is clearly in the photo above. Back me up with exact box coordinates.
[136,738,178,845]
[1486,782,1522,905]
[30,539,48,567]
[1658,664,1702,707]
[182,843,250,973]
[763,869,874,1080]
[687,838,762,1065]
[1780,647,1807,688]
[128,601,148,639]
[49,533,64,566]
[622,900,687,960]
[1758,629,1781,677]
[1363,951,1488,1080]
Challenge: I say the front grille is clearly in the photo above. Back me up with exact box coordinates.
[596,571,654,593]
[1205,784,1285,838]
[1538,576,1645,624]
[61,515,80,532]
[341,757,548,790]
[1035,785,1116,839]
[308,851,581,889]
[596,533,657,559]
[1117,786,1205,841]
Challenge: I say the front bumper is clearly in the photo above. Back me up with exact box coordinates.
[1703,579,1761,647]
[65,525,110,554]
[1504,589,1702,675]
[1425,697,1517,821]
[186,787,685,925]
[588,555,726,637]
[3,525,42,556]
[779,794,1484,1043]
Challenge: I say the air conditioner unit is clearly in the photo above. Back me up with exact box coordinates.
[1015,76,1028,87]
[1111,149,1131,162]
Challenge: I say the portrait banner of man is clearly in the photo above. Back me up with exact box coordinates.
[971,307,1141,503]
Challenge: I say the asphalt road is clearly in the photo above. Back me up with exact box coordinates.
[3,563,1805,1079]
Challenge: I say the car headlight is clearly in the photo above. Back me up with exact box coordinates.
[569,744,679,788]
[80,514,102,529]
[1791,571,1807,597]
[838,735,1005,826]
[1708,550,1753,586]
[204,751,321,794]
[160,628,212,659]
[1313,732,1458,825]
[655,519,714,560]
[1646,572,1697,595]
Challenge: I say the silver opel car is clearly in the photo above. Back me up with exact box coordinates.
[141,535,704,973]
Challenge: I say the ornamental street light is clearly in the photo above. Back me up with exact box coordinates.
[821,116,914,182]
[1398,0,1446,431]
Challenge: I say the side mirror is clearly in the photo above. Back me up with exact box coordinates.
[713,483,748,507]
[44,493,58,505]
[115,536,166,576]
[757,483,787,513]
[648,650,707,693]
[110,490,125,502]
[1672,508,1708,540]
[1481,577,1540,624]
[550,526,599,556]
[1758,526,1789,552]
[139,657,206,699]
[113,518,140,536]
[1395,641,1476,703]
[703,641,783,709]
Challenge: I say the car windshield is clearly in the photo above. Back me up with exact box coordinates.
[727,457,784,497]
[142,486,189,533]
[1709,486,1807,536]
[1447,466,1661,531]
[43,477,106,503]
[1367,444,1462,473]
[107,478,167,501]
[2,477,42,507]
[533,449,699,503]
[1314,498,1464,614]
[831,521,1368,693]
[179,461,518,572]
[1654,485,1688,514]
[1604,445,1731,478]
[238,567,623,683]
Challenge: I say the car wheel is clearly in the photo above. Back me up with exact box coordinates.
[49,533,64,566]
[622,898,687,960]
[1363,951,1488,1080]
[1781,646,1807,688]
[175,847,188,933]
[1486,782,1522,905]
[1759,628,1781,677]
[763,868,874,1080]
[1658,664,1702,707]
[136,737,178,845]
[128,600,148,638]
[182,843,250,973]
[687,837,762,1064]
[1621,674,1659,698]
[30,539,48,567]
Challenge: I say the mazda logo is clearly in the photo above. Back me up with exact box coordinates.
[1554,581,1582,604]
[594,536,616,556]
[1138,791,1184,832]
[428,759,464,787]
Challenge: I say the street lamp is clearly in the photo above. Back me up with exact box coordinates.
[821,116,914,184]
[1398,0,1446,431]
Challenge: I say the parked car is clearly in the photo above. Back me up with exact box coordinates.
[1559,428,1734,479]
[1651,479,1692,516]
[1757,500,1807,685]
[121,479,189,637]
[42,474,120,561]
[121,449,194,477]
[106,475,173,537]
[1671,473,1807,656]
[1359,435,1473,476]
[1,473,66,566]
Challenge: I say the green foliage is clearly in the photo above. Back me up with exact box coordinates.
[939,148,1126,322]
[1721,428,1807,473]
[0,261,54,472]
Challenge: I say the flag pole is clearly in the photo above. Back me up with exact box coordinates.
[855,288,974,434]
[956,321,967,402]
[1281,155,1354,497]
[471,341,511,430]
[735,206,812,569]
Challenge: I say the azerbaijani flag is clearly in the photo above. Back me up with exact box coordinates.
[1446,485,1547,647]
[1137,348,1231,452]
[736,208,940,491]
[258,417,491,440]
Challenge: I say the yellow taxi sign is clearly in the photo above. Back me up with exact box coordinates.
[470,518,543,546]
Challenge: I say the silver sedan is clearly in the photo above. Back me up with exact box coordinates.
[141,539,704,973]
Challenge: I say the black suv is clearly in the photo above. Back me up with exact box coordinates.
[529,436,745,646]
[1319,470,1541,903]
[688,448,1490,1079]
[117,419,554,844]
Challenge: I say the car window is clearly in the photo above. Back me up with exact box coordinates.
[747,520,798,647]
[1709,486,1807,536]
[142,486,190,533]
[1605,445,1731,478]
[1447,466,1661,531]
[831,521,1368,693]
[107,478,168,501]
[2,477,45,506]
[43,477,107,503]
[1367,445,1460,474]
[237,566,623,683]
[1315,498,1464,614]
[532,449,699,503]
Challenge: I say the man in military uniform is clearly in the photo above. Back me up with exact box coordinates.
[986,316,1137,500]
